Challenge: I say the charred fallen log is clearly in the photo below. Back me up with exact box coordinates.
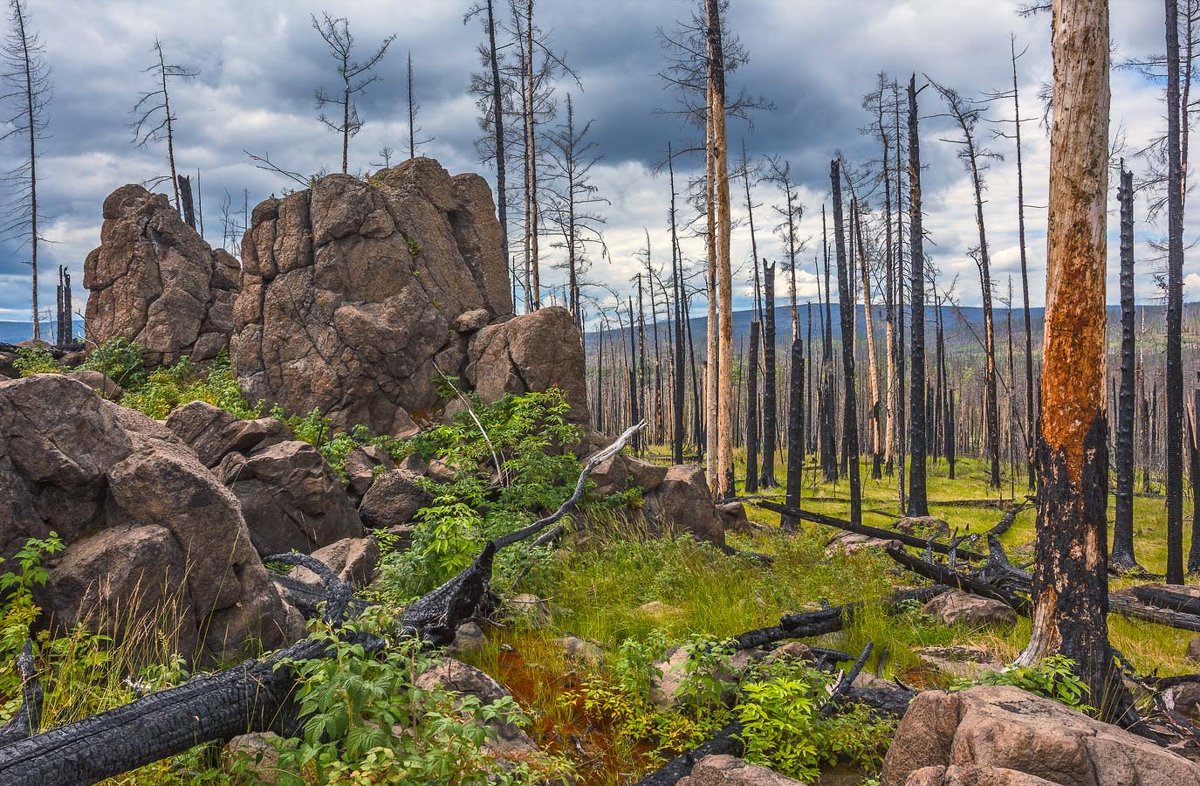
[1128,585,1200,617]
[631,721,745,786]
[756,501,987,562]
[0,424,646,786]
[985,499,1034,537]
[884,543,1032,616]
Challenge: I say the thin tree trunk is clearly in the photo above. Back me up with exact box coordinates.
[1013,36,1037,490]
[670,145,686,464]
[832,159,861,524]
[761,262,778,487]
[747,321,760,493]
[907,74,929,517]
[1113,165,1139,571]
[783,337,804,531]
[485,0,509,286]
[856,200,882,480]
[1166,0,1187,585]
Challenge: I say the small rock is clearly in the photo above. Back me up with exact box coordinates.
[904,765,1060,786]
[895,516,951,540]
[716,501,751,534]
[343,444,394,501]
[222,732,283,785]
[914,646,1004,680]
[289,536,379,590]
[453,308,492,333]
[66,369,124,400]
[678,754,805,786]
[762,642,814,665]
[825,531,894,556]
[506,593,552,628]
[427,458,457,484]
[359,469,430,529]
[450,621,487,655]
[416,658,536,757]
[1187,637,1200,663]
[1168,682,1200,725]
[556,635,603,664]
[638,600,682,618]
[922,590,1017,629]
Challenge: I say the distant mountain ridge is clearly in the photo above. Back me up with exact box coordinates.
[0,320,83,345]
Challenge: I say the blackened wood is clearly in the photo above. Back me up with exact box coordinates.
[757,500,986,561]
[818,641,873,718]
[1166,0,1186,586]
[746,320,760,493]
[884,542,1029,615]
[831,159,861,523]
[783,336,804,531]
[1114,166,1139,571]
[906,74,929,516]
[1128,585,1200,617]
[177,174,196,230]
[760,262,778,487]
[630,721,743,786]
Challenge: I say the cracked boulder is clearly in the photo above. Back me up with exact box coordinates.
[0,375,302,663]
[84,184,241,365]
[231,157,516,435]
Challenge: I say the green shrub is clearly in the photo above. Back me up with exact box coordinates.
[735,661,892,781]
[119,350,259,420]
[952,654,1094,713]
[13,345,60,376]
[80,337,145,388]
[378,389,587,601]
[275,611,571,785]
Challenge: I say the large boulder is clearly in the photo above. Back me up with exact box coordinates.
[904,766,1060,786]
[922,590,1017,628]
[642,465,727,547]
[84,184,241,365]
[677,755,805,786]
[358,469,430,529]
[881,685,1200,786]
[218,441,364,557]
[230,158,519,435]
[0,375,301,662]
[166,400,363,557]
[464,306,590,426]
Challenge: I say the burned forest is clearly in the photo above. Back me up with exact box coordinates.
[3,0,1200,784]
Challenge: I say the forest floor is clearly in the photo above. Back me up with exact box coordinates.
[458,452,1198,786]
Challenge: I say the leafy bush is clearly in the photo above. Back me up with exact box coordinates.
[735,660,892,781]
[378,389,587,601]
[13,345,60,376]
[953,654,1094,713]
[276,612,571,785]
[119,350,260,420]
[80,337,145,388]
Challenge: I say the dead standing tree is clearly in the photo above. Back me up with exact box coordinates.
[0,0,48,341]
[311,12,396,175]
[1113,165,1140,571]
[929,78,1003,491]
[405,51,434,159]
[131,39,196,216]
[1016,0,1134,725]
[466,0,511,284]
[907,74,930,517]
[832,158,861,524]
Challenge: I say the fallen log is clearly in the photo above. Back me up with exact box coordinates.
[1109,594,1200,633]
[985,499,1033,537]
[884,543,1031,616]
[818,641,873,718]
[756,501,987,562]
[1128,585,1200,617]
[630,721,744,786]
[0,423,646,786]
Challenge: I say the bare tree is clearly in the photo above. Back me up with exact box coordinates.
[907,74,929,517]
[1113,164,1139,571]
[1017,0,1133,725]
[929,77,1003,490]
[1,0,48,340]
[405,51,434,159]
[765,156,804,339]
[131,39,196,214]
[466,0,510,286]
[311,12,395,174]
[546,93,607,328]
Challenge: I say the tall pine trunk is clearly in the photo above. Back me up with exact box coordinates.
[746,321,760,493]
[761,262,778,487]
[1018,0,1132,726]
[1113,165,1138,571]
[832,160,861,523]
[1166,0,1186,585]
[906,74,929,517]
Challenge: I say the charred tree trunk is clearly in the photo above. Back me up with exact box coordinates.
[783,336,804,531]
[906,74,929,517]
[1017,0,1133,726]
[761,262,778,487]
[746,320,760,493]
[1166,0,1187,586]
[177,174,196,230]
[1113,166,1139,571]
[832,160,861,524]
[669,144,686,464]
[1013,36,1037,491]
[948,388,957,479]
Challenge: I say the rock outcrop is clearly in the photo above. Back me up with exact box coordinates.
[166,401,364,557]
[643,465,728,547]
[464,306,590,426]
[0,375,301,662]
[231,157,527,435]
[882,685,1200,786]
[84,185,241,365]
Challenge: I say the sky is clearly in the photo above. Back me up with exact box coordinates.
[0,0,1186,327]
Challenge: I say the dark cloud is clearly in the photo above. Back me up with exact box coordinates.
[0,0,1180,325]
